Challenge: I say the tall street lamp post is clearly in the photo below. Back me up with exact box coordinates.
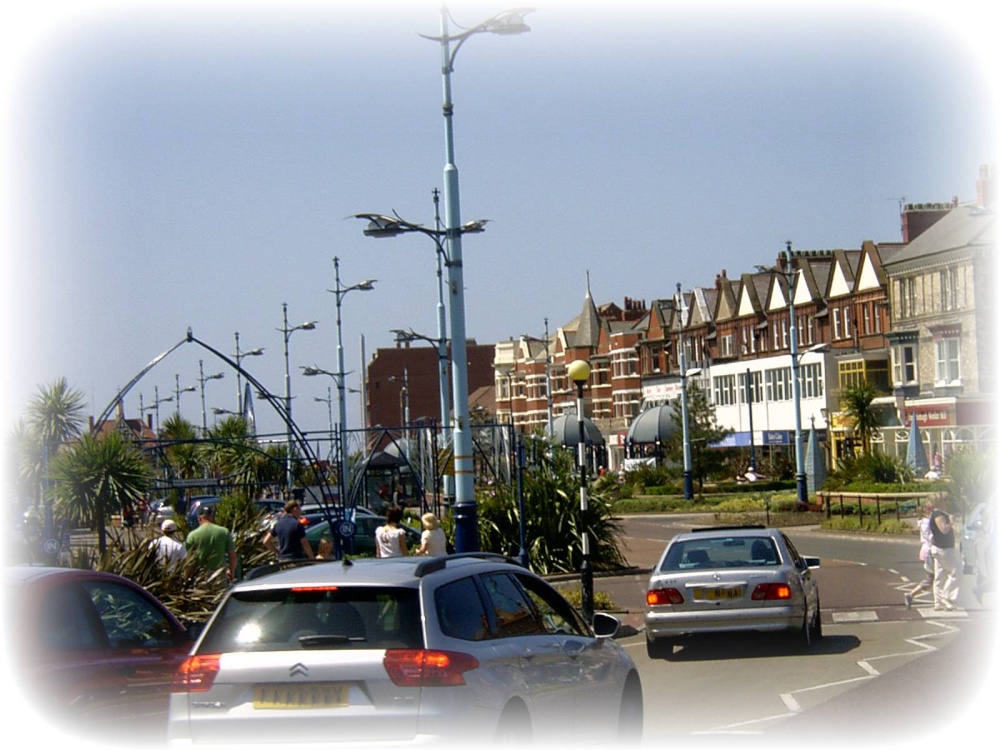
[329,257,377,505]
[315,388,334,463]
[301,367,352,508]
[146,386,173,434]
[174,375,196,417]
[197,360,225,433]
[419,4,533,552]
[568,358,594,624]
[279,303,318,492]
[234,332,264,413]
[353,210,487,550]
[676,284,695,500]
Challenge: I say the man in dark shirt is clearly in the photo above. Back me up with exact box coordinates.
[262,500,314,561]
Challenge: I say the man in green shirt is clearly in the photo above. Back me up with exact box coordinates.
[185,505,237,586]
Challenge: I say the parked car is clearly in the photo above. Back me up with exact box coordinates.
[5,566,195,740]
[304,513,422,556]
[168,554,642,745]
[644,525,822,658]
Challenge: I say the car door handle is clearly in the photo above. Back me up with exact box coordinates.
[562,641,587,658]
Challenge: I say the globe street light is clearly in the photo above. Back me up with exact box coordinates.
[328,257,377,507]
[279,303,318,491]
[197,360,225,433]
[568,358,594,623]
[234,332,264,413]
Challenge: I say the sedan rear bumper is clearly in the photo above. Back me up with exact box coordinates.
[645,605,803,638]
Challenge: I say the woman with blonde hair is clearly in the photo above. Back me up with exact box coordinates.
[416,512,448,556]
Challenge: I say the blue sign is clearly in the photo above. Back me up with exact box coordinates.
[762,431,790,445]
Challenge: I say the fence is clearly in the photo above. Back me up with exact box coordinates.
[817,491,946,526]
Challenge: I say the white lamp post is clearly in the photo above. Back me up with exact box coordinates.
[568,358,594,623]
[279,302,317,491]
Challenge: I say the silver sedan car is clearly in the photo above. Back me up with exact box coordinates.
[168,553,642,746]
[644,526,821,658]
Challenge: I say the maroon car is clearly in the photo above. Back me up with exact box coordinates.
[4,566,193,741]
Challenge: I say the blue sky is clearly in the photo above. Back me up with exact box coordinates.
[2,0,997,441]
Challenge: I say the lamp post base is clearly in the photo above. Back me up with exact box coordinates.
[452,502,479,553]
[581,557,594,624]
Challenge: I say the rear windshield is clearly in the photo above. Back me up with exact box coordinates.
[196,586,423,653]
[659,536,781,571]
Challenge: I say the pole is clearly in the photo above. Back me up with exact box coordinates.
[746,367,756,472]
[199,360,208,432]
[433,188,455,508]
[335,258,350,509]
[235,332,244,413]
[544,317,553,438]
[569,359,594,624]
[677,284,694,500]
[786,241,807,506]
[438,8,477,552]
[282,302,294,492]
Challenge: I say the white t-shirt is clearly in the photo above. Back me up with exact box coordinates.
[375,525,407,558]
[421,527,448,556]
[151,535,186,567]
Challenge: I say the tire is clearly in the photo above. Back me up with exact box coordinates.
[646,634,674,659]
[811,604,824,641]
[798,610,813,650]
[617,673,644,743]
[494,701,532,745]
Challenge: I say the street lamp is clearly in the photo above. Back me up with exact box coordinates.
[302,366,356,504]
[328,257,377,506]
[676,284,696,500]
[279,302,318,491]
[757,242,807,506]
[234,332,264,413]
[385,4,530,553]
[197,360,225,432]
[174,374,196,416]
[521,320,554,438]
[568,358,594,624]
[315,387,334,463]
[145,386,173,433]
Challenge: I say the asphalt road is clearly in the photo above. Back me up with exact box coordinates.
[607,514,998,749]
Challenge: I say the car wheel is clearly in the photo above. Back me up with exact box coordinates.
[811,604,823,641]
[494,701,532,745]
[798,610,813,650]
[617,672,644,742]
[645,634,673,659]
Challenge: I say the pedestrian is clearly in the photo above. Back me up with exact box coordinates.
[150,519,186,568]
[136,496,149,529]
[185,505,238,587]
[375,506,408,558]
[262,500,314,561]
[315,537,334,560]
[905,505,935,608]
[928,507,960,611]
[415,512,448,556]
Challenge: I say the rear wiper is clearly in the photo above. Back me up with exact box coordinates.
[298,634,366,648]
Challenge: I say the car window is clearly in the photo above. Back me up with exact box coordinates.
[434,576,492,641]
[38,583,104,651]
[479,572,546,638]
[513,574,590,637]
[781,533,803,566]
[83,581,178,649]
[659,536,781,570]
[196,586,423,653]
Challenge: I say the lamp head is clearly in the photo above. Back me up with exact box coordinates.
[355,213,405,237]
[568,359,591,385]
[484,8,535,35]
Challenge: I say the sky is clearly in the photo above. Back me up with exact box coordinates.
[2,0,997,444]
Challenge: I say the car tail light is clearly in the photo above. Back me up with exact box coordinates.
[646,588,684,606]
[383,649,479,687]
[751,583,792,600]
[172,654,221,693]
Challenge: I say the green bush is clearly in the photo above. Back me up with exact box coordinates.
[554,585,618,612]
[821,516,918,534]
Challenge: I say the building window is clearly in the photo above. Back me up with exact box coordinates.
[935,338,960,385]
[862,305,871,335]
[898,278,916,319]
[843,305,852,338]
[892,344,917,386]
[940,268,959,312]
[713,374,737,406]
[799,363,824,399]
[721,334,734,358]
[738,371,763,404]
[765,367,792,402]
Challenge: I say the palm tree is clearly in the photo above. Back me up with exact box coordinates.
[27,377,86,446]
[49,431,151,554]
[201,416,284,498]
[159,413,202,480]
[840,382,880,455]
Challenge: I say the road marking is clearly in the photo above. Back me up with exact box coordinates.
[831,610,879,622]
[916,607,968,619]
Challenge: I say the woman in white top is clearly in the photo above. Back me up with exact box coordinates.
[417,513,448,556]
[375,506,408,558]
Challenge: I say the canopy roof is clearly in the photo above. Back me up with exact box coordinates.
[626,404,679,445]
[547,413,605,447]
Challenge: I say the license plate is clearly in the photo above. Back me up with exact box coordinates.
[253,683,349,709]
[693,587,743,601]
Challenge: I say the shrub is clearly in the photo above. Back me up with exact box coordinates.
[555,586,618,612]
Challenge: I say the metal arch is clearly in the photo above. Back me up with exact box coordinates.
[90,331,343,537]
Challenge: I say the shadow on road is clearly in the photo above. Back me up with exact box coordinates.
[653,632,863,662]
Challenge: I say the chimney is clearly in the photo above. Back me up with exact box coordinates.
[977,163,995,207]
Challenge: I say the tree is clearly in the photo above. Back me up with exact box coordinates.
[840,382,880,455]
[49,431,151,554]
[667,381,732,493]
[200,416,285,498]
[18,378,87,508]
[159,413,202,480]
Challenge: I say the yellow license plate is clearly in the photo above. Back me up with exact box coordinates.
[253,683,349,709]
[693,587,743,601]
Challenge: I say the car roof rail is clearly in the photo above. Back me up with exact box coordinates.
[689,524,767,533]
[244,558,334,581]
[413,552,522,578]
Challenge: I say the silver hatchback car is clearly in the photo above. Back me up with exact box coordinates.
[644,526,821,658]
[168,553,642,746]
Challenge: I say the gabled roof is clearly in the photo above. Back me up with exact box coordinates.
[884,204,995,270]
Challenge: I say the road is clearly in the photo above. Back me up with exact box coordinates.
[606,515,998,748]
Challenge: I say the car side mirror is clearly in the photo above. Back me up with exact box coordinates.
[592,612,620,639]
[802,556,821,569]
